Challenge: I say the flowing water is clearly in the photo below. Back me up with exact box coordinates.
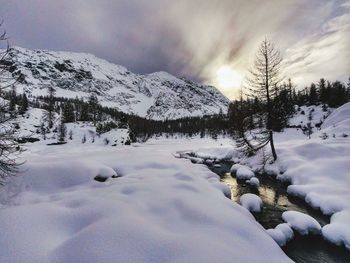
[207,161,350,263]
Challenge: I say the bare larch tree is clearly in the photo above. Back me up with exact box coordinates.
[0,22,21,183]
[240,38,283,161]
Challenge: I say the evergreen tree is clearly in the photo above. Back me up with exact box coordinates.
[43,86,56,128]
[57,117,67,143]
[272,87,294,131]
[63,102,75,123]
[80,103,89,121]
[40,121,46,140]
[308,83,318,105]
[88,93,99,125]
[329,81,347,107]
[18,93,28,114]
[287,78,297,104]
[9,86,17,114]
[318,78,327,104]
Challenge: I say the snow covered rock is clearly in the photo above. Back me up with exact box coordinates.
[236,166,255,180]
[94,166,118,182]
[267,223,294,247]
[282,211,321,235]
[240,194,263,213]
[247,177,260,188]
[189,157,204,164]
[230,163,244,173]
[5,46,229,120]
[322,209,350,250]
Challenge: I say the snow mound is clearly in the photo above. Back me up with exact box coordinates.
[267,223,294,247]
[230,163,244,173]
[240,194,263,213]
[236,166,255,180]
[322,209,350,250]
[247,177,260,188]
[282,211,321,235]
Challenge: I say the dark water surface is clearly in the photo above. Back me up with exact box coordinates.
[207,162,350,263]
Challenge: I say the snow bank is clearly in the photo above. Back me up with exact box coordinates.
[240,193,263,213]
[276,103,350,224]
[0,138,291,263]
[282,211,321,235]
[267,223,294,247]
[322,209,350,249]
[193,146,238,161]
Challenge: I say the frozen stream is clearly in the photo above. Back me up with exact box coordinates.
[207,162,350,263]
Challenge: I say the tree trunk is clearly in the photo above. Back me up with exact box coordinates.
[269,130,277,161]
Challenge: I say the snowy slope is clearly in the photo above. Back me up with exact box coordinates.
[5,47,229,120]
[288,105,332,128]
[13,107,131,146]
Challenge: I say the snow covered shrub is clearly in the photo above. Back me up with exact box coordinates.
[320,133,329,140]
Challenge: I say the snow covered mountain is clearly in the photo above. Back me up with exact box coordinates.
[5,47,229,120]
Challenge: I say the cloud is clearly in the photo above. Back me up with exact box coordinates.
[283,3,350,88]
[0,0,349,99]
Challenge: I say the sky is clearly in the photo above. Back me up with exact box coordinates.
[0,0,349,99]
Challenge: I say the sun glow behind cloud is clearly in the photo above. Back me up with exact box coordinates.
[216,66,242,90]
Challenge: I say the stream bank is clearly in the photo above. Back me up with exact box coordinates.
[207,161,350,263]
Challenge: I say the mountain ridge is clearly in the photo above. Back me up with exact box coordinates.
[4,46,229,120]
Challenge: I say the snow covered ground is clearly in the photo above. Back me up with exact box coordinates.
[0,138,292,263]
[1,103,349,261]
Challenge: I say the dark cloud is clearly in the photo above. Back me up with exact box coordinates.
[0,0,349,98]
